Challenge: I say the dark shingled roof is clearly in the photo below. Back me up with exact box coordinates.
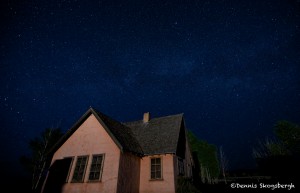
[93,109,143,155]
[48,108,184,157]
[124,113,184,155]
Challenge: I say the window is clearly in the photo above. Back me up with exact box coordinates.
[178,157,184,176]
[89,154,104,181]
[72,156,88,182]
[150,157,162,179]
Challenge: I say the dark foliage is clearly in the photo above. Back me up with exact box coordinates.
[20,128,64,193]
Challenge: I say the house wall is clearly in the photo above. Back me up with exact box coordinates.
[49,114,121,193]
[184,138,194,178]
[173,131,194,191]
[173,155,179,191]
[139,154,175,193]
[117,152,140,193]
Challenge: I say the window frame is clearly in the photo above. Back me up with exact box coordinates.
[150,157,163,180]
[88,154,105,182]
[178,157,185,176]
[71,155,89,183]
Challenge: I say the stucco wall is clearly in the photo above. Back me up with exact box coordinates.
[50,114,121,193]
[139,154,175,193]
[117,152,140,193]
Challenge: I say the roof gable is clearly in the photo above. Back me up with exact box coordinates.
[48,108,143,156]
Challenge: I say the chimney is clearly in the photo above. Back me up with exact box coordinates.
[143,112,150,123]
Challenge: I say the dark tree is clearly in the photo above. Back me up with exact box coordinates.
[274,120,300,154]
[187,131,220,183]
[253,121,300,180]
[218,146,229,184]
[20,128,64,193]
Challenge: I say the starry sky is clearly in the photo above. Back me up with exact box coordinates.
[1,0,300,175]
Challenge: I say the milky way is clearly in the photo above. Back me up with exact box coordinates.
[1,0,299,173]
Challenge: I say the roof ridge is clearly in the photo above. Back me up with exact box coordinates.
[124,113,184,124]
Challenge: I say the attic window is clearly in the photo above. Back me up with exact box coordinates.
[150,157,162,180]
[88,154,105,181]
[72,155,88,182]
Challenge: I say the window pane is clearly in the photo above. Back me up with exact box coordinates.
[155,165,160,171]
[88,154,104,181]
[156,171,161,178]
[89,172,93,178]
[150,157,162,179]
[95,172,100,179]
[151,171,155,179]
[97,157,103,164]
[151,158,155,165]
[72,156,88,182]
[156,158,160,164]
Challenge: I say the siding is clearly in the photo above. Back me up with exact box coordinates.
[48,114,121,193]
[117,152,140,193]
[139,154,176,193]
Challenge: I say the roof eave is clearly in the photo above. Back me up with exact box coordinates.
[143,152,176,156]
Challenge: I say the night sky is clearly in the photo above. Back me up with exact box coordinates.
[1,0,300,175]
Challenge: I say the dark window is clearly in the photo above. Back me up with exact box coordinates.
[178,157,184,176]
[150,157,162,179]
[89,154,104,181]
[72,156,88,182]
